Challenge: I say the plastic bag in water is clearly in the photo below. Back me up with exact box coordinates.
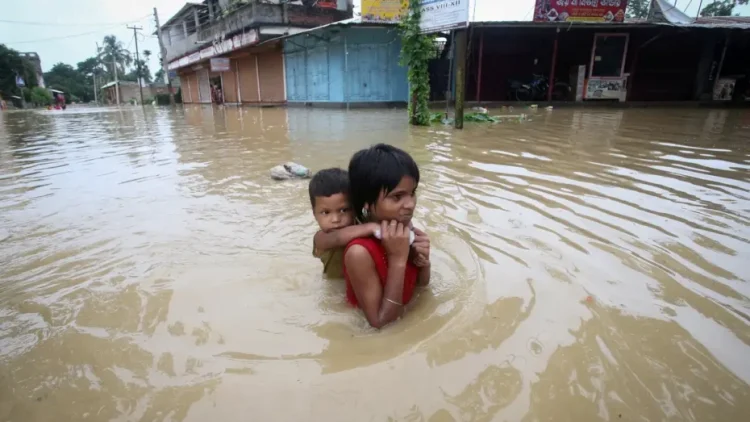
[270,162,312,180]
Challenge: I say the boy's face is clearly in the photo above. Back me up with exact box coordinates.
[313,193,354,232]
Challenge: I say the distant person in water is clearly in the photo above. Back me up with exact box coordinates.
[54,93,66,110]
[309,168,380,279]
[343,144,430,329]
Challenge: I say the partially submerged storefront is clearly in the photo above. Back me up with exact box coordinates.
[171,29,286,105]
[281,19,408,106]
[436,0,750,104]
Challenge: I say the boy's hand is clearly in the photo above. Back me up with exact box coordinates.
[365,222,380,236]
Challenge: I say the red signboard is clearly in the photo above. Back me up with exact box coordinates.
[533,0,628,23]
[316,0,338,8]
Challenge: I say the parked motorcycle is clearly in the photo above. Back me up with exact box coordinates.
[508,74,571,102]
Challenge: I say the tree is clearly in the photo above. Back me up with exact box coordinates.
[77,57,105,78]
[98,35,132,80]
[29,86,52,106]
[399,0,433,126]
[0,44,38,98]
[122,49,153,83]
[626,0,650,19]
[138,50,153,83]
[154,69,165,83]
[44,62,92,103]
[701,0,748,16]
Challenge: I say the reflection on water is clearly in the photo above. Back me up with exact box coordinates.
[1,106,749,421]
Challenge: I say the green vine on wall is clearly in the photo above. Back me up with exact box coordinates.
[399,0,433,126]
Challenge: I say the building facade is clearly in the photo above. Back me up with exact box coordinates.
[100,81,173,104]
[20,52,44,88]
[283,22,409,106]
[160,0,352,105]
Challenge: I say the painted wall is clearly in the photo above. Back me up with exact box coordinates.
[284,26,408,103]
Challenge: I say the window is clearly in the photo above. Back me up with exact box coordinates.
[590,34,628,78]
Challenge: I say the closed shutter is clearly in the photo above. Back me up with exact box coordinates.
[222,60,238,103]
[257,50,286,103]
[238,56,259,102]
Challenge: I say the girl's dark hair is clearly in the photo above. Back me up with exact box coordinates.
[348,144,420,221]
[308,168,349,208]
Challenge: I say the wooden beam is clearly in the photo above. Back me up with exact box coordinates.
[547,28,559,101]
[476,30,484,103]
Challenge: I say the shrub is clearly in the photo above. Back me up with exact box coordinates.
[30,87,53,106]
[155,93,171,105]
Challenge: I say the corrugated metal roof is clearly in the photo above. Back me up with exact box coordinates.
[649,0,750,29]
[246,0,750,48]
[470,20,657,29]
[257,17,396,45]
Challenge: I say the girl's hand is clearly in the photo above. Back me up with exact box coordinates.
[381,220,410,264]
[413,254,430,268]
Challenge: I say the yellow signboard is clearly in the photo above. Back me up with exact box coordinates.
[361,0,408,23]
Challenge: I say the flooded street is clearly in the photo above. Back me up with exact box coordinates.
[1,106,749,421]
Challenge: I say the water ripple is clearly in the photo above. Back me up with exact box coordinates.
[0,107,748,421]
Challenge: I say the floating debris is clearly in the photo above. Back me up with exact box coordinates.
[465,112,500,123]
[545,106,554,111]
[529,104,539,110]
[431,110,530,125]
[270,162,312,180]
[471,106,489,114]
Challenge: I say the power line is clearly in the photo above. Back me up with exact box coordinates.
[5,27,125,44]
[4,15,151,45]
[0,15,151,27]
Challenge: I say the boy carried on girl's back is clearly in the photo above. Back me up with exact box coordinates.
[309,168,379,279]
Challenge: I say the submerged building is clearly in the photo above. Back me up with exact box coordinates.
[281,19,408,106]
[159,0,352,104]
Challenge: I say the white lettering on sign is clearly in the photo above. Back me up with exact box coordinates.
[419,0,469,33]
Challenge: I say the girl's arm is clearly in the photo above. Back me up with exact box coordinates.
[416,264,431,286]
[345,245,406,329]
[314,222,379,252]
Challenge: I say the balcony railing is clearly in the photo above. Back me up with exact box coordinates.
[164,0,349,64]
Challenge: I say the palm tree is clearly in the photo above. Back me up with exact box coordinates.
[98,35,132,81]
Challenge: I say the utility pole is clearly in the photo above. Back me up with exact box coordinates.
[92,44,99,104]
[100,41,120,105]
[453,29,468,129]
[154,7,175,105]
[113,55,120,105]
[128,25,145,106]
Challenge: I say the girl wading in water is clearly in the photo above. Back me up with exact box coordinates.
[343,144,431,328]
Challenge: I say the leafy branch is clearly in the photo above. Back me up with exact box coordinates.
[398,0,433,126]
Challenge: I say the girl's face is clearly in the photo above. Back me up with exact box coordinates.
[367,176,417,225]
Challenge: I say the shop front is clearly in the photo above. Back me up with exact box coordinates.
[584,33,629,101]
[452,0,749,105]
[175,42,286,105]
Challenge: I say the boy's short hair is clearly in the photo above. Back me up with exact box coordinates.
[308,168,350,208]
[348,144,420,221]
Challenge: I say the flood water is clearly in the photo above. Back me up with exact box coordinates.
[1,106,749,421]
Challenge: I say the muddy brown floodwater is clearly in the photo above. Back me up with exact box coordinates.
[1,106,749,421]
